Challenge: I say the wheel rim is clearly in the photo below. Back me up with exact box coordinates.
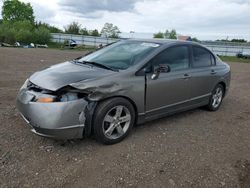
[102,105,131,140]
[212,87,223,108]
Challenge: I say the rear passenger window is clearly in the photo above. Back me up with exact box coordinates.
[152,46,189,72]
[193,47,213,67]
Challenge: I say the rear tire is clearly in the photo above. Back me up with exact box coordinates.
[93,97,135,145]
[206,84,224,111]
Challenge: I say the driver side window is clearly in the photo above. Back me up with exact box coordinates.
[151,46,190,72]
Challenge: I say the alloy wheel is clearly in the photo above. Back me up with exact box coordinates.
[102,105,131,140]
[212,87,223,108]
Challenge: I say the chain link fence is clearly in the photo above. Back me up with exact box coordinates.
[51,33,250,56]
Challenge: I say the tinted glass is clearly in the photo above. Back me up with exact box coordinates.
[80,41,160,70]
[152,46,189,71]
[193,47,212,67]
[211,54,216,65]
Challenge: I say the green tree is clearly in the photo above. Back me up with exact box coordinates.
[169,30,177,39]
[191,37,199,42]
[13,20,33,31]
[48,26,63,33]
[163,29,177,39]
[0,23,16,43]
[164,30,170,38]
[2,0,35,23]
[0,1,51,44]
[153,32,164,38]
[80,27,89,35]
[101,23,120,38]
[231,39,247,43]
[64,22,81,34]
[15,29,33,44]
[0,20,51,44]
[35,21,62,33]
[10,20,34,43]
[33,26,51,44]
[155,29,177,39]
[169,29,177,39]
[91,29,100,37]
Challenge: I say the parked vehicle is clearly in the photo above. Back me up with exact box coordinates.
[236,52,250,58]
[16,39,231,144]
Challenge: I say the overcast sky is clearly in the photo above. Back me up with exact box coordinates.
[0,0,250,40]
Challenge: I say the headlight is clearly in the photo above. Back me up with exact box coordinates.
[36,97,55,103]
[60,93,78,102]
[35,93,57,103]
[35,93,79,103]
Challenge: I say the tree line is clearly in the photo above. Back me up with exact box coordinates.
[153,29,200,42]
[153,29,177,39]
[216,39,248,43]
[153,30,248,43]
[64,22,121,38]
[0,0,121,45]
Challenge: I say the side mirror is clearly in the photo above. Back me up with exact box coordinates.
[151,64,170,80]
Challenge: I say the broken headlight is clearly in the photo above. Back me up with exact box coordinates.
[31,85,88,103]
[60,93,79,102]
[35,93,80,103]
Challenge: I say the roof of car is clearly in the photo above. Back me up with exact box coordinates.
[126,38,214,55]
[127,38,196,45]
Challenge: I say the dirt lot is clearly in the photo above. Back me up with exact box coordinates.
[0,47,250,188]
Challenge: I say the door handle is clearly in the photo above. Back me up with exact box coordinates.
[211,70,217,75]
[182,73,191,79]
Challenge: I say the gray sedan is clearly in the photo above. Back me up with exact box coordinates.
[16,39,231,144]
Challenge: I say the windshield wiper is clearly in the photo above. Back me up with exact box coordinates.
[72,60,118,72]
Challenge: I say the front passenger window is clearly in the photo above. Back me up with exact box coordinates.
[151,46,189,72]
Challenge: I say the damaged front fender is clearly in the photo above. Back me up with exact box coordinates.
[69,73,145,116]
[70,79,131,101]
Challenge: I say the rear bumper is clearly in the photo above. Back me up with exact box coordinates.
[16,90,89,139]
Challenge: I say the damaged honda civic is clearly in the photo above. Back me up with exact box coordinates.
[16,39,231,144]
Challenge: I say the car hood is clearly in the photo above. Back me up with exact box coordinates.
[29,61,115,91]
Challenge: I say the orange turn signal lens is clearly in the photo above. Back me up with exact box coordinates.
[36,97,54,103]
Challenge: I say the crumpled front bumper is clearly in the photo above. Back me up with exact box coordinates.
[16,89,89,139]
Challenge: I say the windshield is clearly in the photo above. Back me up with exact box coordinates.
[79,41,160,70]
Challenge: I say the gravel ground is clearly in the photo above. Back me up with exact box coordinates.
[0,47,250,188]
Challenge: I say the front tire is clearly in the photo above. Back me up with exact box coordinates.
[206,84,224,111]
[93,97,135,145]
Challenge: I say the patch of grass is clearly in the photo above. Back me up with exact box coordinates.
[219,56,250,63]
[47,42,63,49]
[74,45,97,51]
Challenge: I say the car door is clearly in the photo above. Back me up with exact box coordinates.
[189,45,218,102]
[145,45,192,116]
